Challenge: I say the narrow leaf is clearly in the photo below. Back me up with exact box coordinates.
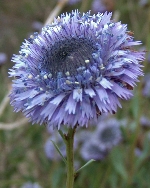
[76,159,95,173]
[51,139,67,165]
[58,130,66,143]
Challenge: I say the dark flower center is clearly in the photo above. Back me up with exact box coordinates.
[41,38,97,77]
[100,128,116,143]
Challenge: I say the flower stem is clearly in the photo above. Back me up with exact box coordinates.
[65,127,76,188]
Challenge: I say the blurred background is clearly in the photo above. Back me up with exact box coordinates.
[0,0,150,187]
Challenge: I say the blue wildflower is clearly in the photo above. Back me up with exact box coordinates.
[139,0,148,6]
[67,0,81,4]
[142,74,150,97]
[80,117,123,160]
[135,147,143,157]
[9,10,145,129]
[80,138,108,161]
[140,116,150,127]
[59,0,81,5]
[21,182,42,188]
[0,52,7,65]
[95,118,122,150]
[92,0,107,13]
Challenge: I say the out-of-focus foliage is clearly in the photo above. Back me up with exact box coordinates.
[0,0,150,187]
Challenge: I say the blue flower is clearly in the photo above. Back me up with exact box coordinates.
[0,52,7,65]
[9,10,145,129]
[21,182,42,188]
[67,0,81,4]
[80,117,123,160]
[142,73,150,97]
[139,0,148,6]
[140,116,150,127]
[80,137,108,161]
[92,0,107,13]
[95,118,122,150]
[59,0,81,5]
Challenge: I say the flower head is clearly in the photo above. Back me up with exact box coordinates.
[92,0,107,13]
[9,10,144,129]
[142,73,150,97]
[21,182,42,188]
[0,52,7,65]
[139,0,148,6]
[80,117,123,160]
[140,116,150,127]
[59,0,81,5]
[95,118,122,150]
[68,0,81,4]
[80,138,108,161]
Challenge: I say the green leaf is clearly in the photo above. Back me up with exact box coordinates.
[51,139,67,165]
[75,159,95,173]
[110,147,128,180]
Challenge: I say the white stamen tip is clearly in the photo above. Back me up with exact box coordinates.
[96,77,101,82]
[48,74,52,78]
[43,75,47,79]
[28,74,33,79]
[65,71,70,76]
[25,54,28,58]
[30,35,34,39]
[99,64,105,70]
[85,59,90,63]
[66,80,71,84]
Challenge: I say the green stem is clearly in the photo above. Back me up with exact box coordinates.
[65,127,76,188]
